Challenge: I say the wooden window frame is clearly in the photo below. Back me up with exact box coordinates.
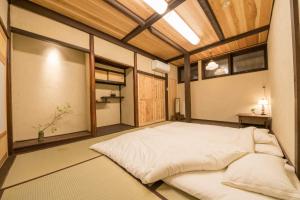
[178,63,198,84]
[202,44,268,80]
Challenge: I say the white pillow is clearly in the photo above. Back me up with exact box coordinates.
[254,128,272,144]
[222,153,300,200]
[255,143,284,157]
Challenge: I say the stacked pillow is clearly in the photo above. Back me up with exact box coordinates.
[221,128,300,200]
[253,128,284,157]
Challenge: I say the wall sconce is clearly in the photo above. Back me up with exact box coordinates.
[258,86,268,115]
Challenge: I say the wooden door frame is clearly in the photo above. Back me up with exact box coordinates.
[291,0,300,176]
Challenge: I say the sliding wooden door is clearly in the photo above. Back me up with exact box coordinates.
[138,73,165,126]
[0,23,8,167]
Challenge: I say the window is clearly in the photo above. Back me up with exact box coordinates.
[178,63,198,83]
[202,56,230,79]
[202,45,267,79]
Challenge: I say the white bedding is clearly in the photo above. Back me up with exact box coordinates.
[164,170,277,200]
[90,122,254,184]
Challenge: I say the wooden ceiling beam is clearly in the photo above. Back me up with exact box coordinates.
[10,0,166,62]
[103,0,145,26]
[122,0,186,42]
[167,25,270,62]
[105,0,187,54]
[197,0,224,40]
[148,27,188,54]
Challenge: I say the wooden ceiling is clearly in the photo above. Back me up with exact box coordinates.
[29,0,274,65]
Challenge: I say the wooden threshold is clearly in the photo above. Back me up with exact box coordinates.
[13,131,92,154]
[96,124,135,136]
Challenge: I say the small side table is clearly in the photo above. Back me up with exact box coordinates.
[237,113,272,129]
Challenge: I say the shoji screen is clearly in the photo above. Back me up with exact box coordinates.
[138,73,165,126]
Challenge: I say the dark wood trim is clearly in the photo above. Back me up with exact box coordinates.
[95,79,125,86]
[201,44,268,80]
[190,118,240,128]
[122,0,185,42]
[290,0,300,177]
[103,0,145,26]
[137,70,166,80]
[148,27,188,54]
[184,54,191,122]
[165,74,169,121]
[197,0,224,40]
[133,53,139,127]
[95,67,125,75]
[11,27,90,53]
[89,35,97,137]
[266,0,275,42]
[10,0,165,62]
[13,131,92,153]
[167,25,270,62]
[6,4,13,155]
[94,55,133,69]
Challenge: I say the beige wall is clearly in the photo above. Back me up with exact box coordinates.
[96,84,120,127]
[177,62,270,122]
[137,54,165,77]
[10,5,89,49]
[0,0,8,30]
[94,36,134,67]
[12,34,89,141]
[121,68,135,126]
[268,0,296,164]
[0,61,6,133]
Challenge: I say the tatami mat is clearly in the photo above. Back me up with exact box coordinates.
[1,156,162,200]
[156,183,198,200]
[1,122,170,189]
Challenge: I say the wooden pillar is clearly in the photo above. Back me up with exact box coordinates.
[184,54,191,122]
[89,35,96,136]
[291,0,300,176]
[6,5,13,155]
[133,53,139,127]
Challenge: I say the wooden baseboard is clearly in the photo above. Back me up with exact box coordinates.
[190,118,240,128]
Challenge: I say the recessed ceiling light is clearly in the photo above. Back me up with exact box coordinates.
[143,0,168,14]
[163,11,200,45]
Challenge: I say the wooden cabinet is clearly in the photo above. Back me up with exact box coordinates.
[138,73,166,126]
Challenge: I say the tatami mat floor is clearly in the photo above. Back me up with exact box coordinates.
[0,122,196,200]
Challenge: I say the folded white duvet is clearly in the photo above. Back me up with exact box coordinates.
[164,170,277,200]
[90,122,254,184]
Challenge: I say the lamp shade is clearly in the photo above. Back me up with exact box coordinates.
[205,60,219,70]
[258,99,268,105]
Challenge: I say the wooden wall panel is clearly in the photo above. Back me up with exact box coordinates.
[108,72,124,82]
[0,25,7,65]
[138,73,165,126]
[153,0,219,51]
[208,0,273,38]
[129,30,182,60]
[0,132,8,168]
[31,0,138,39]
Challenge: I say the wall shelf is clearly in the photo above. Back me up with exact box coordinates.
[95,79,125,86]
[96,96,124,104]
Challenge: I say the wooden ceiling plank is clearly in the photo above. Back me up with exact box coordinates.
[148,27,188,54]
[122,0,186,42]
[197,0,225,40]
[11,0,166,62]
[167,24,269,62]
[103,0,145,26]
